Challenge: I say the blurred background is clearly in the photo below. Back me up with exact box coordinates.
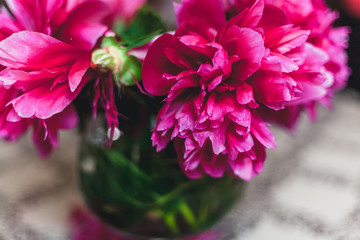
[0,0,360,240]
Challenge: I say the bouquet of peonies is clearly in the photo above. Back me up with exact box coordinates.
[0,0,350,238]
[0,0,349,180]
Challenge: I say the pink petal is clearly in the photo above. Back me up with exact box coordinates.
[142,34,181,95]
[206,92,235,122]
[56,1,110,50]
[302,43,329,70]
[9,78,88,119]
[249,70,292,105]
[68,57,90,92]
[227,105,252,127]
[174,0,226,30]
[227,130,254,160]
[266,26,310,54]
[175,20,217,43]
[259,4,290,30]
[219,0,264,41]
[175,102,196,132]
[6,0,64,33]
[0,8,22,40]
[0,108,31,141]
[251,114,276,149]
[269,52,299,73]
[46,104,79,130]
[221,26,265,80]
[0,31,87,69]
[209,121,227,155]
[103,0,145,22]
[288,82,327,105]
[234,82,259,107]
[201,154,226,178]
[0,67,69,91]
[33,120,53,157]
[229,154,254,181]
[237,0,264,28]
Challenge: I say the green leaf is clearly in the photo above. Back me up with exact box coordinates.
[114,6,166,48]
[125,29,162,50]
[82,147,156,208]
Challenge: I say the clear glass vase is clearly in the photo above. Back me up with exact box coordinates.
[77,89,246,239]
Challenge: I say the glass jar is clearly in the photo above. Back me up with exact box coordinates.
[77,89,246,239]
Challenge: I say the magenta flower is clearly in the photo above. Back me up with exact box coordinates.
[142,0,321,180]
[0,0,110,156]
[259,0,351,128]
[0,0,145,156]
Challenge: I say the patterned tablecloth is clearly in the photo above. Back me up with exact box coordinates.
[0,90,360,240]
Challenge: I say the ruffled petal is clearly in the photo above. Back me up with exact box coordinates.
[55,1,110,50]
[174,0,226,30]
[142,34,181,95]
[9,78,88,119]
[0,31,86,69]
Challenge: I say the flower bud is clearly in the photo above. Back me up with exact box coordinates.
[91,47,121,73]
[118,55,142,86]
[91,36,142,86]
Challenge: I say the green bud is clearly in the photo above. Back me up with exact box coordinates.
[119,55,142,86]
[91,47,121,73]
[91,36,142,87]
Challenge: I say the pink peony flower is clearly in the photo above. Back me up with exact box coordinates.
[0,0,145,156]
[259,0,351,128]
[142,0,325,180]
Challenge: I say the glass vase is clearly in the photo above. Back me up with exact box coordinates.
[77,88,246,239]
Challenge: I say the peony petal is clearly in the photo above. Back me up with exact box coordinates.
[174,0,226,30]
[0,31,86,69]
[221,26,265,80]
[46,104,79,130]
[249,70,292,105]
[265,25,310,54]
[6,0,64,33]
[206,92,235,122]
[208,120,227,155]
[0,108,31,142]
[0,67,69,91]
[228,104,252,127]
[142,34,181,95]
[33,119,53,157]
[229,154,254,181]
[68,57,90,92]
[259,4,290,30]
[238,0,264,28]
[221,26,265,60]
[0,8,22,40]
[9,77,89,119]
[251,114,276,149]
[56,1,110,50]
[288,81,327,105]
[201,153,226,178]
[227,129,254,160]
[269,52,299,73]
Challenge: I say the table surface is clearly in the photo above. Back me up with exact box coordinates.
[0,90,360,240]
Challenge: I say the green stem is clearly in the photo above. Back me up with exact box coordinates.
[154,179,198,206]
[178,199,198,230]
[164,212,179,234]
